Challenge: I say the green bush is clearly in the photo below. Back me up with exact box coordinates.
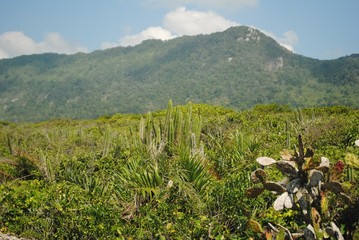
[0,104,358,239]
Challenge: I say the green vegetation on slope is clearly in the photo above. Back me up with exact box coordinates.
[0,103,358,239]
[0,26,359,122]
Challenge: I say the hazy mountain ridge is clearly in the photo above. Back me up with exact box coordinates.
[0,26,358,122]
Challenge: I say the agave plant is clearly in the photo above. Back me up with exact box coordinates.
[247,135,351,239]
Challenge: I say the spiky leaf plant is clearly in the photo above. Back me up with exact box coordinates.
[247,135,351,239]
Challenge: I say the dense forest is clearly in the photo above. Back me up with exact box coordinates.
[0,102,358,239]
[0,26,359,122]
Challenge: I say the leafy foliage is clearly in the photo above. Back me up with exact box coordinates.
[248,135,355,239]
[1,26,359,122]
[0,103,358,239]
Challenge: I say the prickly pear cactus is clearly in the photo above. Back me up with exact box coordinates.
[247,135,351,239]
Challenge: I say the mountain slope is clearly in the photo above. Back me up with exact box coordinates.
[0,26,358,122]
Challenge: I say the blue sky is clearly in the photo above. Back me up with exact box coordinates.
[0,0,358,60]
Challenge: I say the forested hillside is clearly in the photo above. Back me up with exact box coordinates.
[0,26,358,122]
[0,103,358,239]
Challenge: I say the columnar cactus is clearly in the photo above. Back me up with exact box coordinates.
[247,135,351,239]
[139,100,202,157]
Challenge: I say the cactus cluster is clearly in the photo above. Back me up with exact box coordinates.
[139,100,203,157]
[247,135,351,239]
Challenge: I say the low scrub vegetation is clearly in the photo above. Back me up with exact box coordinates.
[0,102,358,239]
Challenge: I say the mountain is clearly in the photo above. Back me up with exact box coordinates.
[0,26,358,122]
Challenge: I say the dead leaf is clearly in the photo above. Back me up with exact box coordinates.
[256,157,277,166]
[287,179,301,193]
[280,149,293,161]
[246,187,265,198]
[340,192,352,204]
[248,219,263,233]
[304,224,316,240]
[284,193,293,209]
[311,207,321,231]
[330,161,344,181]
[254,168,267,184]
[264,181,286,193]
[273,192,289,211]
[330,222,344,240]
[322,181,344,194]
[276,160,298,176]
[304,148,314,158]
[308,170,323,187]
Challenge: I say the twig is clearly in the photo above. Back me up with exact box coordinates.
[268,222,279,233]
[276,223,294,240]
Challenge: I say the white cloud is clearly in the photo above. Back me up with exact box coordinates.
[40,32,87,53]
[0,32,37,58]
[101,7,298,52]
[276,31,298,52]
[0,31,88,59]
[101,27,174,49]
[163,7,239,36]
[253,27,298,52]
[0,49,9,59]
[102,7,239,48]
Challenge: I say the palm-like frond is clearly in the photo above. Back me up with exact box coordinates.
[116,158,163,202]
[180,153,212,193]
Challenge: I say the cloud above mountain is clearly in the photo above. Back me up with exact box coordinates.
[0,31,88,59]
[251,28,298,52]
[261,30,298,52]
[103,7,298,52]
[102,7,239,48]
[0,3,298,59]
[101,27,174,48]
[163,7,238,35]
